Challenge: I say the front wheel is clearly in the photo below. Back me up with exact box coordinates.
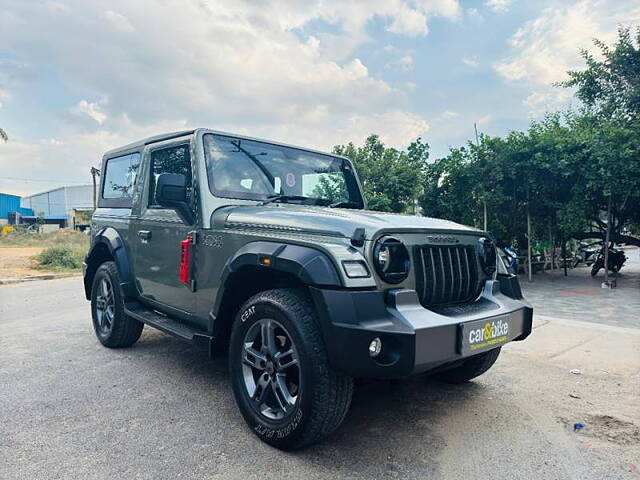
[229,289,353,450]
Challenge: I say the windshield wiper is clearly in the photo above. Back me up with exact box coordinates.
[230,140,275,186]
[261,194,312,205]
[328,200,361,209]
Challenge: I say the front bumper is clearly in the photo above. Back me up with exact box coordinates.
[310,276,533,379]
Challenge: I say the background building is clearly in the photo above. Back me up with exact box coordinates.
[20,185,93,217]
[0,192,33,225]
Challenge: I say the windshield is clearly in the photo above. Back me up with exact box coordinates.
[203,133,364,208]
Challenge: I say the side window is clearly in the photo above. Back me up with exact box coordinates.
[102,153,141,204]
[149,144,192,207]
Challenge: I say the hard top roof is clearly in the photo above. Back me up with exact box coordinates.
[103,128,345,160]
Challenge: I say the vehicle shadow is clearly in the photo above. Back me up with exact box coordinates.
[295,376,484,479]
[129,329,488,479]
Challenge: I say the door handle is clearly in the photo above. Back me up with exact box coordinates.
[138,230,152,241]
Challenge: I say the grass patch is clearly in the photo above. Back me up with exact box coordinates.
[35,245,86,271]
[0,228,89,249]
[0,229,90,272]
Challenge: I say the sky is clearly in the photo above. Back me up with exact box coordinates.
[1,0,639,196]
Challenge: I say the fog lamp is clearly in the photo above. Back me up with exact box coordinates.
[369,337,382,357]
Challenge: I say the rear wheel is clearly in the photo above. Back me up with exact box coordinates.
[229,288,353,450]
[434,347,501,384]
[91,261,143,348]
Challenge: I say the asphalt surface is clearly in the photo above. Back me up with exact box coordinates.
[1,277,638,480]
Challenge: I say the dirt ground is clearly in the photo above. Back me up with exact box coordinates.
[0,247,45,278]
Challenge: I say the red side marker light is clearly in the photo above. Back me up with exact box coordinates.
[179,236,192,285]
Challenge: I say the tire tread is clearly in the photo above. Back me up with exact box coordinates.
[231,288,353,449]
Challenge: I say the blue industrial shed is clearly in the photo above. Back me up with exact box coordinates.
[0,193,33,221]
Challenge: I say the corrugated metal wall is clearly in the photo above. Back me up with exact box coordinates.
[20,185,93,217]
[64,185,94,210]
[0,193,31,219]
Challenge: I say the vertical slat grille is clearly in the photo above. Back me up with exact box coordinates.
[414,244,481,307]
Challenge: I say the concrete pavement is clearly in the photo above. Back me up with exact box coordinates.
[520,246,640,329]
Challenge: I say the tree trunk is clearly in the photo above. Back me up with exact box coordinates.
[483,200,487,231]
[549,222,555,270]
[604,196,612,284]
[562,236,567,277]
[527,190,532,282]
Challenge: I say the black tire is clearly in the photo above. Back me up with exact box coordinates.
[229,288,353,450]
[434,347,501,384]
[90,261,143,348]
[591,262,601,277]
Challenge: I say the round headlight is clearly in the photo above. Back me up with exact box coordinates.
[477,237,497,276]
[373,236,410,284]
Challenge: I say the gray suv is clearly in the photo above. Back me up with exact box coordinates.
[83,128,533,449]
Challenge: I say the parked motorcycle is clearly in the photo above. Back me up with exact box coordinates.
[573,240,600,267]
[503,246,519,274]
[590,246,627,277]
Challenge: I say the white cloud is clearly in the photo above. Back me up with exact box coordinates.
[461,56,479,68]
[494,0,640,114]
[0,119,189,196]
[484,0,511,13]
[43,1,70,13]
[476,114,493,126]
[523,89,573,116]
[466,8,484,22]
[71,99,108,125]
[103,10,135,33]
[386,6,428,36]
[0,0,446,194]
[495,0,640,87]
[441,110,459,119]
[385,55,415,73]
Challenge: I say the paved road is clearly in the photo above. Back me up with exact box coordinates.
[1,278,638,479]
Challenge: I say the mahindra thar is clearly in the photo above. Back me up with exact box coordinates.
[83,128,533,449]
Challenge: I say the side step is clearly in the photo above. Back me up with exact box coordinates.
[125,301,214,354]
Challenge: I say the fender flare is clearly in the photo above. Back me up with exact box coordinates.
[210,241,342,321]
[84,227,136,299]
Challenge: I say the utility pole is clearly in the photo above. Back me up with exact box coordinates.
[474,123,488,231]
[90,167,100,210]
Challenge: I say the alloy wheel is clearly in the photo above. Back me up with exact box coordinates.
[95,277,115,335]
[241,318,300,420]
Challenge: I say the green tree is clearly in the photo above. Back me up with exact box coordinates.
[0,127,7,142]
[333,135,428,213]
[560,28,640,282]
[559,27,640,121]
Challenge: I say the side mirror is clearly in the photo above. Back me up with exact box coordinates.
[155,173,195,225]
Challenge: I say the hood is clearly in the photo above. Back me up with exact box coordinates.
[221,204,480,240]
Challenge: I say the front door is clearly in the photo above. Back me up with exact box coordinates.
[133,142,196,314]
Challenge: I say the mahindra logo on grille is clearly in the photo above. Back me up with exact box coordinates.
[426,235,458,243]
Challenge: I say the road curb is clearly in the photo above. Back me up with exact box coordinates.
[0,272,81,285]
